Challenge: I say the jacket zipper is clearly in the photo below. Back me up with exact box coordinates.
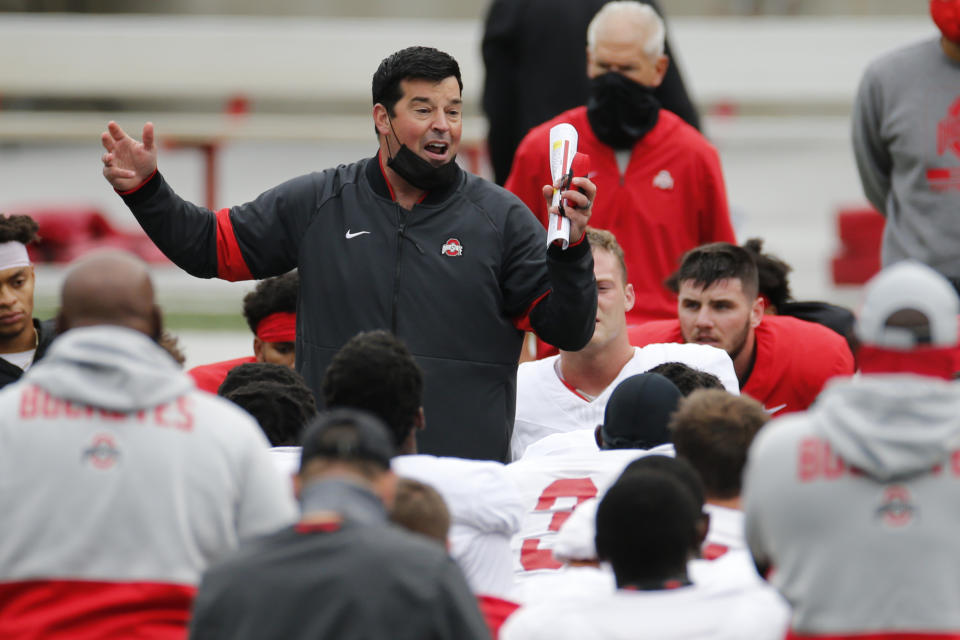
[391,206,424,333]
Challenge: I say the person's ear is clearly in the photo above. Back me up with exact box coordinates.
[373,103,391,137]
[623,283,636,312]
[253,337,264,362]
[750,296,764,329]
[651,55,670,87]
[594,425,604,449]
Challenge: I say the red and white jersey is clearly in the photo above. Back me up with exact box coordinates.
[392,454,525,599]
[512,344,738,459]
[0,327,297,640]
[702,504,747,559]
[501,579,790,640]
[505,448,666,581]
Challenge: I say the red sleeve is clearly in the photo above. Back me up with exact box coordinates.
[215,208,254,282]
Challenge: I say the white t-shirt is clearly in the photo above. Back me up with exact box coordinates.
[512,344,738,460]
[0,348,36,372]
[501,578,790,640]
[703,504,748,558]
[392,454,524,599]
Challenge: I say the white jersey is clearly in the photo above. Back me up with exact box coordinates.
[512,344,738,459]
[392,454,524,599]
[703,504,747,558]
[501,579,790,640]
[511,564,615,605]
[505,448,669,582]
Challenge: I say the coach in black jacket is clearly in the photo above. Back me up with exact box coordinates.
[101,47,598,462]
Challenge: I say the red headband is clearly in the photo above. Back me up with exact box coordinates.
[858,344,959,381]
[256,312,296,343]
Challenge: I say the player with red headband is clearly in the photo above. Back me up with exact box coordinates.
[188,271,298,393]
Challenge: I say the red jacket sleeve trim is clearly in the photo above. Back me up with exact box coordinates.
[567,232,586,248]
[512,290,551,332]
[215,208,254,282]
[115,169,158,196]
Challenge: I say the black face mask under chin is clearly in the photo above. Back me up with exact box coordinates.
[384,124,459,192]
[586,72,661,150]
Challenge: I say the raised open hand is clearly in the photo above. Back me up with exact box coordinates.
[101,121,158,192]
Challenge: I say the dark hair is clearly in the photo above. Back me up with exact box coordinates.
[742,238,792,310]
[321,330,423,449]
[390,478,451,545]
[595,471,700,585]
[618,454,705,510]
[218,362,309,397]
[0,214,40,245]
[241,271,298,335]
[223,379,318,446]
[372,46,463,119]
[669,389,768,500]
[665,242,759,299]
[646,362,725,396]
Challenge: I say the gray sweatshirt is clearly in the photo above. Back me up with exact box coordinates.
[852,38,960,280]
[744,374,960,634]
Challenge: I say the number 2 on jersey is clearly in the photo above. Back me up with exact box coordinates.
[520,477,598,571]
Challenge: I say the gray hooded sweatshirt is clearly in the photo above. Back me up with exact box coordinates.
[0,326,296,637]
[744,374,960,635]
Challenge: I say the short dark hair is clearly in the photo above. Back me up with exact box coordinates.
[223,379,318,446]
[321,330,423,449]
[595,470,700,585]
[666,242,759,299]
[390,478,451,545]
[371,46,463,119]
[646,362,725,396]
[0,214,40,245]
[618,454,705,511]
[241,271,298,335]
[669,389,769,500]
[743,238,792,310]
[218,362,309,397]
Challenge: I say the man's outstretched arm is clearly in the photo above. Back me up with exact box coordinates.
[101,121,309,281]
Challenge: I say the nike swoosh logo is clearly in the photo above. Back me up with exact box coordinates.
[765,403,787,415]
[345,230,370,239]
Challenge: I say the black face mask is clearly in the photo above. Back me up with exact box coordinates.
[384,122,459,192]
[586,72,661,150]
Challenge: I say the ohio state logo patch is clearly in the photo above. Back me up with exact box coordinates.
[441,238,463,257]
[83,433,121,470]
[876,485,915,528]
[938,96,960,159]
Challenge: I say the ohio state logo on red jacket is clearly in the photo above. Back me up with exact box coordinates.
[441,238,463,257]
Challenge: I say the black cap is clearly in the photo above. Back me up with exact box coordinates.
[300,408,396,472]
[601,373,683,450]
